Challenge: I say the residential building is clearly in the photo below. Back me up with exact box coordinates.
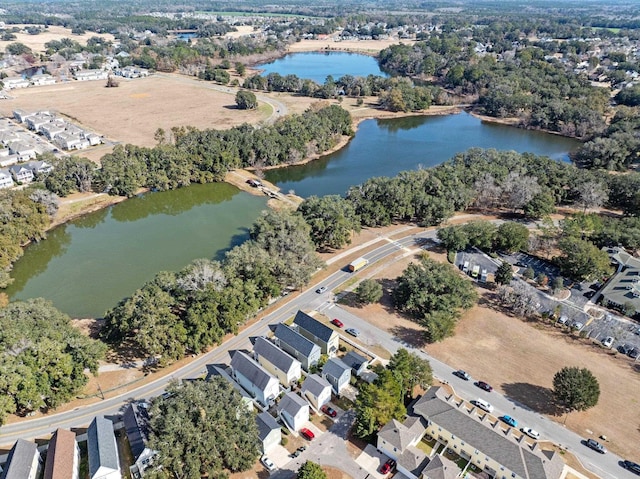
[292,310,339,356]
[278,392,310,432]
[273,323,321,371]
[75,70,108,81]
[27,160,54,175]
[230,351,279,407]
[321,357,352,396]
[412,386,565,479]
[123,403,157,478]
[55,132,89,150]
[301,373,332,411]
[253,336,302,387]
[1,439,42,479]
[377,417,428,479]
[600,247,640,316]
[342,351,369,377]
[44,428,80,479]
[205,364,254,412]
[13,109,33,123]
[422,455,459,479]
[255,412,281,454]
[25,112,56,131]
[0,169,14,189]
[3,77,30,89]
[40,121,67,140]
[8,141,37,161]
[9,164,34,183]
[87,416,121,479]
[30,74,56,86]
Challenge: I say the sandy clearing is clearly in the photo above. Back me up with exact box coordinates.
[0,25,115,54]
[287,37,417,54]
[340,249,640,460]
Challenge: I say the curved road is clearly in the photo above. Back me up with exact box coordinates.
[154,72,287,124]
[0,228,633,479]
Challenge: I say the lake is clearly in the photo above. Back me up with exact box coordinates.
[5,183,267,318]
[265,112,580,198]
[256,51,388,84]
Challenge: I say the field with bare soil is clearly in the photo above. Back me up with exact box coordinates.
[341,249,640,460]
[0,25,116,56]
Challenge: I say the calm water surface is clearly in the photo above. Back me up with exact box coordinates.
[265,112,580,198]
[257,51,387,84]
[6,183,267,318]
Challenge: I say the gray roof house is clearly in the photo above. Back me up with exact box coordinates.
[255,412,281,454]
[301,373,332,411]
[1,439,42,479]
[87,416,121,479]
[273,323,321,371]
[412,387,565,479]
[342,351,369,376]
[123,403,157,477]
[0,168,14,189]
[278,392,310,432]
[377,416,426,460]
[422,455,459,479]
[253,336,302,387]
[44,428,79,479]
[8,164,34,183]
[292,310,339,356]
[321,357,352,396]
[230,351,279,408]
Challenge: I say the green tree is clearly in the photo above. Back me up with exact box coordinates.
[355,279,383,304]
[354,368,406,440]
[387,348,433,399]
[494,222,529,253]
[551,276,564,293]
[436,225,468,252]
[393,256,478,342]
[235,62,246,76]
[523,266,535,280]
[297,461,326,479]
[556,237,611,281]
[553,366,600,413]
[148,378,259,479]
[235,90,258,110]
[298,195,360,250]
[494,261,513,285]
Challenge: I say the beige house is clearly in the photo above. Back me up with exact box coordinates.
[253,336,302,387]
[293,310,339,357]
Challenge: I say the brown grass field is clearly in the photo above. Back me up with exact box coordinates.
[341,248,640,460]
[0,25,115,55]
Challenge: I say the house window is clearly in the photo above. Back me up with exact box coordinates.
[461,442,465,446]
[453,445,457,449]
[438,427,442,431]
[451,435,456,440]
[474,450,479,455]
[511,474,516,478]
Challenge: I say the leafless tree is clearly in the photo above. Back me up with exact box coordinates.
[473,173,501,210]
[176,258,227,292]
[575,180,608,212]
[501,172,541,212]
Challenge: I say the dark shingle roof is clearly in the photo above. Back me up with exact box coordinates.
[87,416,119,477]
[422,455,459,479]
[254,337,300,374]
[278,392,309,417]
[274,323,320,358]
[44,429,77,479]
[255,412,280,442]
[293,311,336,343]
[123,403,151,461]
[2,439,40,479]
[301,374,331,397]
[342,351,368,371]
[413,387,564,479]
[231,351,278,391]
[397,445,430,478]
[322,357,351,380]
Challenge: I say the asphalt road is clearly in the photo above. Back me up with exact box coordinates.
[0,228,632,479]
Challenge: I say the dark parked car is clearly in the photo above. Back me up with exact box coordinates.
[475,380,493,392]
[321,405,337,418]
[622,460,640,475]
[380,459,396,474]
[628,348,639,359]
[585,438,607,454]
[618,344,633,355]
[453,370,470,381]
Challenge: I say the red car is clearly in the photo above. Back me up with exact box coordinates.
[331,318,344,328]
[380,459,396,474]
[321,405,337,417]
[300,428,315,440]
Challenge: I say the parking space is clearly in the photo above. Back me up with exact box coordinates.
[268,444,295,468]
[355,444,389,479]
[583,313,640,356]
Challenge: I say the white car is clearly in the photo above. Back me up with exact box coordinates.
[261,456,276,472]
[474,399,494,413]
[521,427,540,440]
[601,336,614,348]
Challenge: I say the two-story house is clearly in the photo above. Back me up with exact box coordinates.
[255,412,281,454]
[292,311,339,357]
[2,439,42,479]
[273,323,321,372]
[342,351,369,377]
[123,403,157,478]
[230,351,279,408]
[321,357,352,396]
[87,416,121,479]
[301,374,332,411]
[0,169,14,189]
[278,392,310,432]
[44,428,80,479]
[253,336,302,387]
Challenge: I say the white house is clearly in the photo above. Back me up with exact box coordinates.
[230,351,279,408]
[87,416,121,479]
[278,392,309,432]
[39,121,67,140]
[9,164,34,183]
[301,374,332,411]
[0,169,15,188]
[0,155,18,168]
[8,141,37,161]
[253,336,301,387]
[44,428,80,479]
[30,74,56,86]
[75,69,108,81]
[321,357,352,396]
[27,160,54,175]
[2,439,42,479]
[255,412,281,454]
[3,77,30,89]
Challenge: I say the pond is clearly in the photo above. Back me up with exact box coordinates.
[265,112,580,198]
[256,51,388,84]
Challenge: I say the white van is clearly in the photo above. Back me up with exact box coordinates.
[474,399,494,413]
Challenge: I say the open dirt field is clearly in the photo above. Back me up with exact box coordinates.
[0,25,115,55]
[341,249,640,460]
[2,75,271,148]
[287,37,416,54]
